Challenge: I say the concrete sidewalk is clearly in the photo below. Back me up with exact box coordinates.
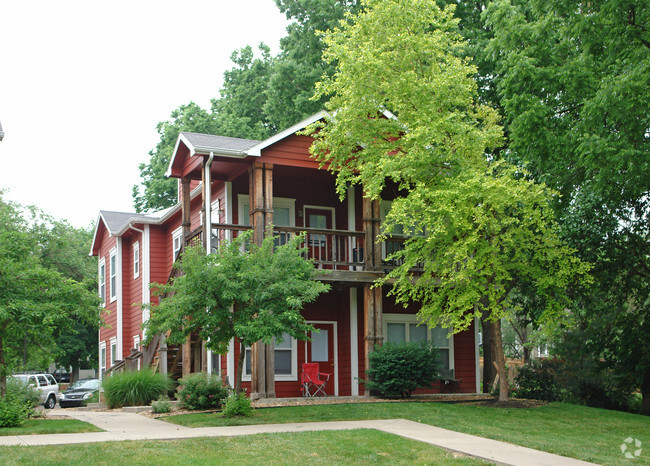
[0,410,596,466]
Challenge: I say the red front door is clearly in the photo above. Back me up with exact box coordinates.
[305,208,333,265]
[306,323,336,395]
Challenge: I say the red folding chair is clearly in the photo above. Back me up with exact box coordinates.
[301,363,331,397]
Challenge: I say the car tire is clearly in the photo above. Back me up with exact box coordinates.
[45,395,56,409]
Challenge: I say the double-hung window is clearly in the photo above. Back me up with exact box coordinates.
[172,228,182,263]
[100,342,106,374]
[384,314,452,370]
[98,258,106,304]
[243,333,298,381]
[133,242,140,279]
[109,248,117,302]
[109,337,117,366]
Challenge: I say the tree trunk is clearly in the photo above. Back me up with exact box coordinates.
[481,316,496,393]
[0,332,5,398]
[235,341,246,394]
[491,319,509,402]
[71,367,80,384]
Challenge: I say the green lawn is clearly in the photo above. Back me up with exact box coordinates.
[0,429,487,465]
[164,401,650,465]
[0,419,102,436]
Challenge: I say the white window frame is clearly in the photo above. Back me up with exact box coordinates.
[242,334,298,382]
[171,227,182,263]
[383,313,454,370]
[133,335,141,370]
[238,195,296,227]
[98,258,106,305]
[100,342,106,374]
[110,337,117,367]
[109,248,117,302]
[133,241,140,279]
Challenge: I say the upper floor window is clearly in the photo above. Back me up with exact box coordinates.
[133,242,140,279]
[172,228,182,263]
[98,258,106,304]
[109,248,117,302]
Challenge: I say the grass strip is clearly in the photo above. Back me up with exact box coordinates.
[163,401,650,465]
[0,429,488,465]
[0,419,102,436]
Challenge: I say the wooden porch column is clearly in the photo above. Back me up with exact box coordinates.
[181,177,192,376]
[362,196,382,270]
[249,162,275,398]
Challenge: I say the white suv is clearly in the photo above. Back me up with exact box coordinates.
[11,373,59,409]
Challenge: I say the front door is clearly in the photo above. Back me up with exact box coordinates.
[305,207,333,265]
[306,323,336,395]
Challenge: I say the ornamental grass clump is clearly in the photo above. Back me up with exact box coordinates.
[362,342,441,398]
[177,373,229,411]
[102,369,171,409]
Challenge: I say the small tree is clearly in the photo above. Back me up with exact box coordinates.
[145,231,329,393]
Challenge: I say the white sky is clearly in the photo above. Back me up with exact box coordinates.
[0,0,289,228]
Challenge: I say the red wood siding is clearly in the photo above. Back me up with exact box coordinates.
[261,134,320,169]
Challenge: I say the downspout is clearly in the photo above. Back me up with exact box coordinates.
[204,152,214,376]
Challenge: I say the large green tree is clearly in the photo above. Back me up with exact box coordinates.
[0,195,100,396]
[485,0,650,411]
[310,0,589,401]
[145,232,329,393]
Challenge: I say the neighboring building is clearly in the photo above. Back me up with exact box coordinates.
[90,111,481,397]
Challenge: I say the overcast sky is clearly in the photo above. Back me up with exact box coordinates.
[0,1,289,228]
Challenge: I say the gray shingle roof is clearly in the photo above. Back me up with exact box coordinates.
[99,210,159,234]
[180,132,260,153]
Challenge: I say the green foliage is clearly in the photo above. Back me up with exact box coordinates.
[176,373,229,411]
[145,231,329,392]
[0,396,30,428]
[151,396,172,414]
[513,361,558,402]
[222,390,254,418]
[0,194,101,397]
[6,378,40,412]
[101,370,171,409]
[362,342,441,398]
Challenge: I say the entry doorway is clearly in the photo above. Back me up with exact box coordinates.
[305,321,338,396]
[304,207,334,265]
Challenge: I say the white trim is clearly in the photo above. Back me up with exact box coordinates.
[349,288,359,396]
[109,248,117,302]
[116,238,123,360]
[133,335,141,370]
[171,227,182,264]
[227,338,235,388]
[475,316,481,393]
[98,258,106,306]
[246,110,329,156]
[142,225,151,339]
[204,153,213,255]
[133,241,140,279]
[109,337,117,367]
[305,320,339,396]
[383,313,454,370]
[238,195,296,227]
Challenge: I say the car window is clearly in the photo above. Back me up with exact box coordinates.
[28,376,37,386]
[37,375,48,386]
[45,374,56,385]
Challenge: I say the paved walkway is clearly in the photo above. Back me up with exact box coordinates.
[0,410,595,466]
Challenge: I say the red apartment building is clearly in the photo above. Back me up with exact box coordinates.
[90,111,481,398]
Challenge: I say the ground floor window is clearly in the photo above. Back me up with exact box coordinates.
[100,342,106,374]
[384,314,452,370]
[110,337,117,367]
[243,333,297,381]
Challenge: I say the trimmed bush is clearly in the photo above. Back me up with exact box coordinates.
[362,342,441,398]
[0,396,31,428]
[513,361,559,401]
[177,373,229,411]
[222,390,253,418]
[152,396,172,414]
[6,378,40,415]
[102,370,171,409]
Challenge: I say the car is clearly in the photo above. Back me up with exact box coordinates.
[59,378,100,408]
[50,368,71,383]
[11,373,59,409]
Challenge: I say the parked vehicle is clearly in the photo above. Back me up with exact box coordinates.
[59,379,100,408]
[50,368,71,383]
[10,373,59,409]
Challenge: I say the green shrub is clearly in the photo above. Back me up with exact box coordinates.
[177,373,229,411]
[102,370,171,409]
[513,361,559,401]
[6,378,40,415]
[0,396,31,428]
[222,390,253,418]
[152,396,172,414]
[362,342,441,398]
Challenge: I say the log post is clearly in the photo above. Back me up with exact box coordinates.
[363,283,375,396]
[181,177,192,377]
